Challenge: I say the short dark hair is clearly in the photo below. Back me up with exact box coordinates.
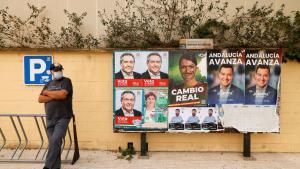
[208,109,213,112]
[147,53,162,63]
[121,91,135,101]
[179,52,197,66]
[175,108,180,112]
[219,64,234,72]
[120,53,135,64]
[255,65,270,74]
[145,92,157,100]
[192,108,197,112]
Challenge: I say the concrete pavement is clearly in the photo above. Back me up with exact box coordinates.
[0,150,300,169]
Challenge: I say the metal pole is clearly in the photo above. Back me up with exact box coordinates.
[65,127,72,160]
[41,117,48,160]
[140,132,147,156]
[0,128,6,151]
[243,133,251,157]
[10,116,21,160]
[71,115,80,164]
[61,138,66,155]
[17,116,28,159]
[34,116,44,160]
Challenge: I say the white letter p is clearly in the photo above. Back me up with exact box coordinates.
[30,59,46,81]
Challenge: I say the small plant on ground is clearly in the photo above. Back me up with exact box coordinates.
[117,146,136,161]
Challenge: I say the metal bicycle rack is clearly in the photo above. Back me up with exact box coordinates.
[0,114,79,164]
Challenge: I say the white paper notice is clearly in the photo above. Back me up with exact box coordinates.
[222,104,279,132]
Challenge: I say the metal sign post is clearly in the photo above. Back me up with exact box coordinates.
[243,133,251,157]
[140,133,148,156]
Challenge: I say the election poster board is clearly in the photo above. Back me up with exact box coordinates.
[113,49,281,133]
[113,51,169,132]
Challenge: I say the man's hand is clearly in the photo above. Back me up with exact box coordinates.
[38,95,53,103]
[42,90,68,100]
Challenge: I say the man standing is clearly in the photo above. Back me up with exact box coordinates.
[38,62,73,169]
[115,53,141,79]
[115,91,142,117]
[141,53,168,79]
[208,64,244,104]
[245,65,277,105]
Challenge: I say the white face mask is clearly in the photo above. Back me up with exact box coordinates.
[53,71,63,80]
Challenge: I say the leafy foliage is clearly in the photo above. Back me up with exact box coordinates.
[284,11,300,62]
[226,3,292,48]
[99,0,161,48]
[192,1,300,61]
[0,1,299,61]
[99,0,228,47]
[59,10,100,49]
[193,19,229,46]
[0,4,56,48]
[117,146,136,161]
[0,4,100,48]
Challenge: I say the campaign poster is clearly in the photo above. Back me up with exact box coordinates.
[245,49,282,105]
[142,89,168,129]
[114,88,168,131]
[114,89,143,130]
[207,49,245,104]
[114,51,169,87]
[168,107,224,132]
[168,51,208,107]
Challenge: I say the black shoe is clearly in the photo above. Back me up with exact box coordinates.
[43,167,49,169]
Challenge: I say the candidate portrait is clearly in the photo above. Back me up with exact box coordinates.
[141,53,168,79]
[115,91,142,117]
[245,65,277,105]
[177,52,205,88]
[115,53,142,79]
[208,64,244,104]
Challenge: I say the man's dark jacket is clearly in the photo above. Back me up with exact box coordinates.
[141,70,169,79]
[115,108,142,117]
[245,85,277,105]
[208,84,244,104]
[115,71,141,79]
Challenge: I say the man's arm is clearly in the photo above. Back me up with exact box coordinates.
[38,95,53,103]
[42,90,68,100]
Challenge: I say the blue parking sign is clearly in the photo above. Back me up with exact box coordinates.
[24,56,53,85]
